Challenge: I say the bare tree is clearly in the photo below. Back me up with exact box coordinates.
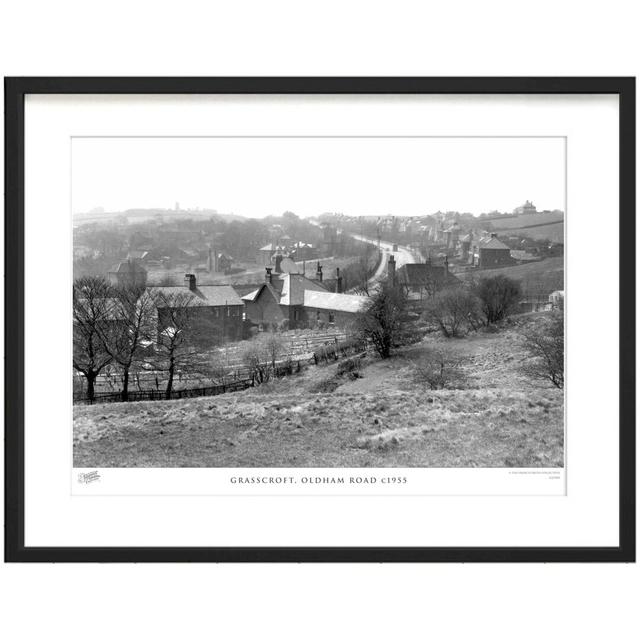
[356,280,413,359]
[102,285,156,401]
[475,275,522,325]
[241,342,270,384]
[73,277,114,402]
[262,333,284,374]
[423,288,481,338]
[521,312,564,389]
[420,269,450,299]
[343,244,378,295]
[147,290,199,399]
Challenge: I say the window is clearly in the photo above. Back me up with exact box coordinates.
[328,312,335,324]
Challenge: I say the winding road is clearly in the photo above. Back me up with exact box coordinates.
[350,233,417,285]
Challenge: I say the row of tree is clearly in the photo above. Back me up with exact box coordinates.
[356,274,523,355]
[355,274,563,389]
[73,277,219,402]
[423,274,523,338]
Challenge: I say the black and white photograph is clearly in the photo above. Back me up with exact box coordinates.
[72,135,565,471]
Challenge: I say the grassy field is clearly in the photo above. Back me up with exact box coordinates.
[74,318,564,468]
[488,211,564,243]
[457,256,564,297]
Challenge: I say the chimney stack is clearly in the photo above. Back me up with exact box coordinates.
[335,268,342,294]
[184,273,197,291]
[265,267,273,284]
[316,262,323,282]
[388,254,396,286]
[274,254,283,274]
[490,233,498,239]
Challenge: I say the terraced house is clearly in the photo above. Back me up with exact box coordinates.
[142,273,245,344]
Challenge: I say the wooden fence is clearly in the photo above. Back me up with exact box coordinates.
[75,337,369,405]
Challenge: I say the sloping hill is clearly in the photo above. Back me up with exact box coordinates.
[458,256,564,297]
[74,321,564,468]
[485,211,564,243]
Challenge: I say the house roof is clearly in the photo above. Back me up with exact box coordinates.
[242,274,327,307]
[478,237,511,251]
[259,243,287,252]
[109,260,147,275]
[279,274,327,306]
[241,288,261,302]
[126,250,149,260]
[396,263,460,287]
[233,283,263,297]
[145,284,243,308]
[509,249,538,262]
[197,285,243,306]
[303,290,369,314]
[241,280,285,305]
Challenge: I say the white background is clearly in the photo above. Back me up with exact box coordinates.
[27,95,608,547]
[1,1,638,639]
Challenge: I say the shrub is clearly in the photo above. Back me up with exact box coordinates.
[241,343,270,384]
[474,275,522,325]
[311,377,342,393]
[356,281,417,358]
[422,287,481,338]
[520,312,564,389]
[413,348,467,390]
[337,355,364,379]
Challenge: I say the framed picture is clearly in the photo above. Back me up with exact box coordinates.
[4,77,635,562]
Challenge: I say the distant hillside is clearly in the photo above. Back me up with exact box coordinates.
[457,256,564,298]
[485,211,564,244]
[73,208,246,226]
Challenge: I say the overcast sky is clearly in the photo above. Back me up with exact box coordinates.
[72,136,565,217]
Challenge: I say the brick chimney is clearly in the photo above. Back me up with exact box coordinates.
[335,268,342,293]
[274,254,283,273]
[388,254,396,286]
[184,273,196,291]
[316,261,323,282]
[265,267,273,284]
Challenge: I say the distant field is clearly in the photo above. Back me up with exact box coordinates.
[486,212,564,243]
[74,320,564,468]
[502,222,564,243]
[457,256,564,297]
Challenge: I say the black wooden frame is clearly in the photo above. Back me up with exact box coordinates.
[4,77,636,562]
